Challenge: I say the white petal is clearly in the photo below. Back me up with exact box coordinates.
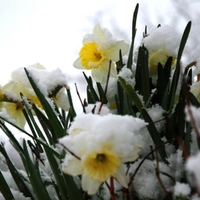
[122,144,141,162]
[91,61,117,83]
[93,24,106,41]
[73,58,84,69]
[105,41,129,61]
[113,164,128,188]
[91,67,107,83]
[62,155,83,176]
[54,88,69,111]
[82,174,102,195]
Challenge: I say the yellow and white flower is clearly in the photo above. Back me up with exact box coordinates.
[73,24,129,83]
[59,113,146,195]
[142,25,180,76]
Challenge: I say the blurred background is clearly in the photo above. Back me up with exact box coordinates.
[0,0,199,108]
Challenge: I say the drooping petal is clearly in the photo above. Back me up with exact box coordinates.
[113,164,128,188]
[81,174,102,195]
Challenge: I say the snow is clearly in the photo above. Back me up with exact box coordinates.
[167,149,184,181]
[0,171,31,200]
[118,67,135,88]
[185,105,200,135]
[27,66,69,97]
[142,25,181,57]
[129,159,173,200]
[85,102,110,115]
[186,152,200,187]
[173,182,191,197]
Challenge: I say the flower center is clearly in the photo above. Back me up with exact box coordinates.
[79,42,104,70]
[83,150,120,182]
[96,153,106,163]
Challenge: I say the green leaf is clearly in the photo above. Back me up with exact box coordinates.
[168,21,191,112]
[96,82,108,104]
[66,88,77,119]
[161,82,171,110]
[157,57,172,104]
[189,92,200,107]
[24,68,65,139]
[142,109,168,163]
[135,46,150,104]
[127,3,139,69]
[0,170,15,200]
[0,121,24,156]
[83,72,99,103]
[22,140,52,200]
[116,49,124,73]
[118,76,143,112]
[31,104,56,145]
[0,144,34,199]
[44,147,82,200]
[0,117,60,158]
[184,122,192,156]
[115,80,125,114]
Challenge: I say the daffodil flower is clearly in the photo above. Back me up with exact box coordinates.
[59,113,146,195]
[142,25,180,76]
[73,24,129,83]
[0,102,25,128]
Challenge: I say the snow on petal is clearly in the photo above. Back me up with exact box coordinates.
[81,174,102,195]
[62,155,83,176]
[59,113,146,195]
[142,25,181,76]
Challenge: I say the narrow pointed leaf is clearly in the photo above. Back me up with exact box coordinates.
[83,72,99,102]
[127,3,139,69]
[135,46,150,103]
[168,21,191,112]
[0,144,34,199]
[24,68,65,138]
[118,76,143,112]
[22,140,52,200]
[0,170,15,200]
[142,109,168,163]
